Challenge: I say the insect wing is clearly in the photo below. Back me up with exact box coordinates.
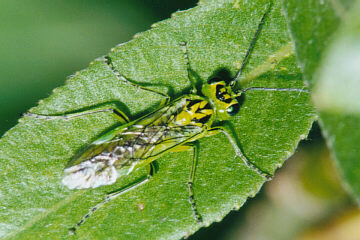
[62,97,207,190]
[62,126,133,189]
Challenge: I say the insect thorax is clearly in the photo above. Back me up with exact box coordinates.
[170,96,214,127]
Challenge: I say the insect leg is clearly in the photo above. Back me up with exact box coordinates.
[179,42,198,94]
[23,108,130,123]
[104,56,170,105]
[185,142,202,223]
[172,141,202,223]
[208,124,272,180]
[238,87,309,95]
[69,162,157,235]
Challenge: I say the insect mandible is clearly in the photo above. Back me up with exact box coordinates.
[25,9,308,233]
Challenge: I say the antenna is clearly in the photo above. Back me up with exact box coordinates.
[239,87,309,95]
[231,7,269,85]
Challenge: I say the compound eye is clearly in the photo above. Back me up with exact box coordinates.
[226,103,240,116]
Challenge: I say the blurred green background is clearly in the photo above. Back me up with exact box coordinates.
[0,1,357,239]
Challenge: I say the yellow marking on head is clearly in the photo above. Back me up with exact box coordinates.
[202,79,240,120]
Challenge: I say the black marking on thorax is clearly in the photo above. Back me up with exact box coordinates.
[186,99,212,124]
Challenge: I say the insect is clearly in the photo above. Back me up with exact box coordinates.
[25,9,308,234]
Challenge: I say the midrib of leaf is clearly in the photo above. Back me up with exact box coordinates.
[238,42,294,86]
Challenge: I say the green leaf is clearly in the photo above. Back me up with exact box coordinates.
[283,0,360,203]
[0,0,314,239]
